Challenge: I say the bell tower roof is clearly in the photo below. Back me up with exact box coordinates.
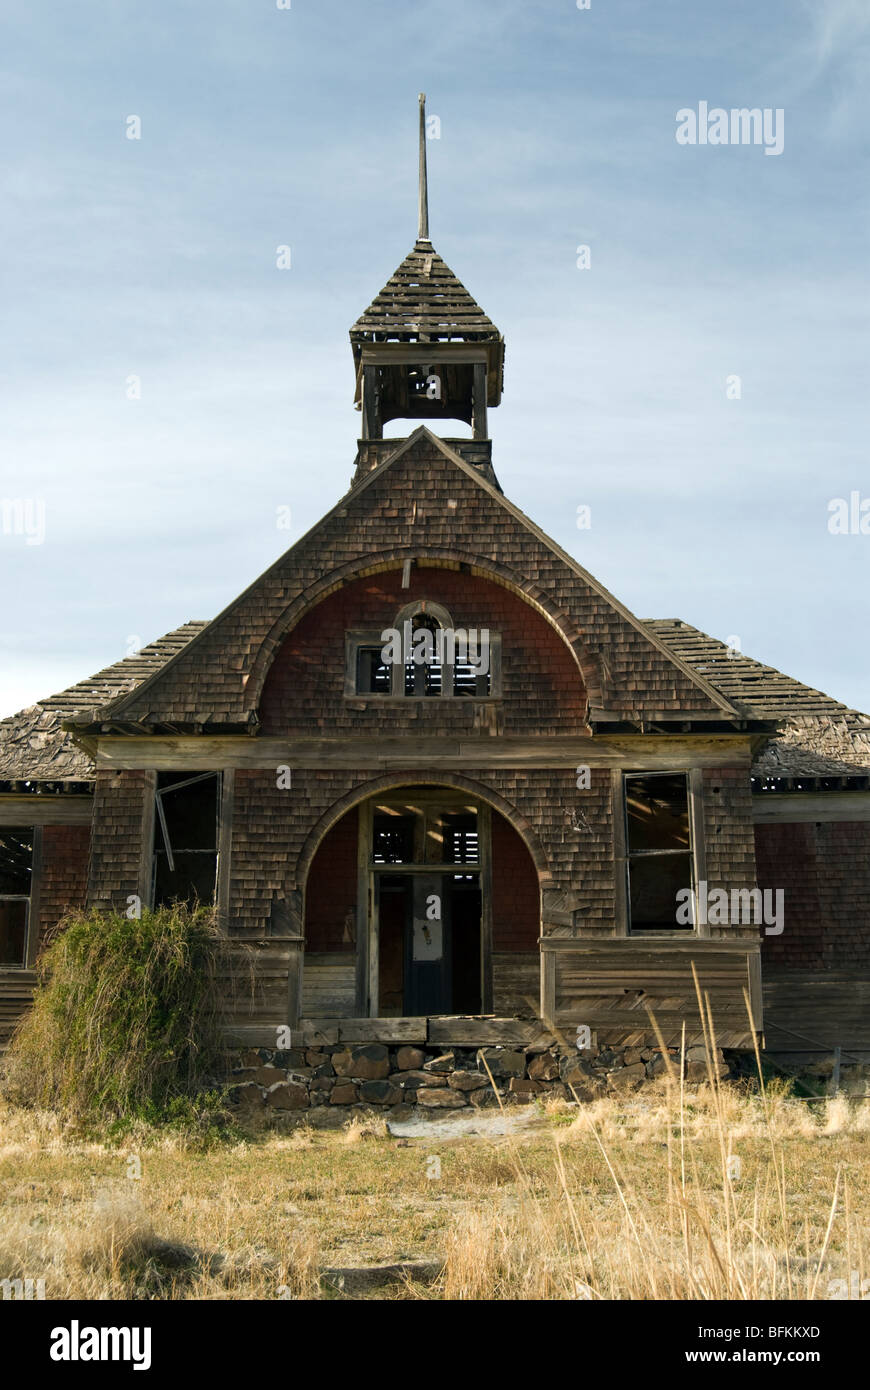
[350,240,504,398]
[351,240,502,355]
[350,96,504,437]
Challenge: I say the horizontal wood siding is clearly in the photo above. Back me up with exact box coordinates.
[492,952,539,1016]
[0,972,37,1048]
[543,942,760,1047]
[218,941,292,1037]
[301,953,356,1019]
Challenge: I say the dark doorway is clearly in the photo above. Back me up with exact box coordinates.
[377,875,409,1016]
[449,875,482,1013]
[375,871,481,1016]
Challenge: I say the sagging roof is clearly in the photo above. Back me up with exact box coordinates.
[351,241,501,346]
[1,606,867,788]
[0,623,207,783]
[646,620,870,780]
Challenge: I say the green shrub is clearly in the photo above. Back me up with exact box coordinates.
[2,903,230,1122]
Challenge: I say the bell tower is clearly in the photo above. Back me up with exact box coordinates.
[350,96,504,478]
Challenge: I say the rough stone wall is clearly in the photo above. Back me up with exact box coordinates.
[756,820,870,971]
[226,1038,731,1123]
[38,824,90,950]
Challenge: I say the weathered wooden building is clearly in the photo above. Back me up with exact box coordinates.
[2,103,869,1077]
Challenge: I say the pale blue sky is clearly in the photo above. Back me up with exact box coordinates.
[1,0,868,717]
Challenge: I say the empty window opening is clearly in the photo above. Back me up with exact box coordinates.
[152,772,219,909]
[453,660,491,698]
[625,772,693,932]
[356,646,391,695]
[372,811,417,864]
[0,827,33,966]
[441,811,479,864]
[349,600,498,700]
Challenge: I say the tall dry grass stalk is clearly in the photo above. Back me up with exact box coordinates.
[444,983,868,1300]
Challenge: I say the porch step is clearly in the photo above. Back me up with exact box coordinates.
[223,1016,550,1049]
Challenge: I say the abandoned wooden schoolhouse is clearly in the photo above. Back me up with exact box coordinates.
[2,100,869,1105]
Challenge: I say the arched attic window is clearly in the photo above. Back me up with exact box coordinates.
[395,600,451,698]
[347,598,499,699]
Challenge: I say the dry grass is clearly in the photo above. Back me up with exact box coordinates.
[1,1067,867,1300]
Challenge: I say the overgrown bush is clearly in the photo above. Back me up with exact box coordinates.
[2,903,230,1123]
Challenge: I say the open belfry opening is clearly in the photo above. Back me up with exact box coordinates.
[2,93,869,1095]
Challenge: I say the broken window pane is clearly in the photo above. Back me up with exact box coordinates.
[626,774,690,853]
[625,773,693,931]
[0,828,33,966]
[0,828,33,896]
[372,812,417,864]
[356,646,391,694]
[153,773,219,909]
[628,852,693,931]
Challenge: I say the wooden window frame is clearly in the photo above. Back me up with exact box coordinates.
[0,824,41,970]
[616,769,707,939]
[345,609,502,702]
[150,771,221,911]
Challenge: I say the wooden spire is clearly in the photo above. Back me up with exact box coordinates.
[418,92,430,242]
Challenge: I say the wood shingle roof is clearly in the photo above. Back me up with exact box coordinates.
[646,620,870,779]
[351,240,501,346]
[0,623,206,782]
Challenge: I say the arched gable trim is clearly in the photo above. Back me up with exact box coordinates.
[245,549,603,711]
[298,770,553,896]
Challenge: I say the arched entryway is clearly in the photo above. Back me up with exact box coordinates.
[302,783,542,1020]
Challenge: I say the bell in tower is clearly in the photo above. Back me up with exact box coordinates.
[350,95,504,454]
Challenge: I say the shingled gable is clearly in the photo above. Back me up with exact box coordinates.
[75,427,741,732]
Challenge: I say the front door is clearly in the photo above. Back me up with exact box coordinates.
[374,871,483,1016]
[369,791,486,1017]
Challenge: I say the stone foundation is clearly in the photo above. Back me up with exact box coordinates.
[225,1038,732,1123]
